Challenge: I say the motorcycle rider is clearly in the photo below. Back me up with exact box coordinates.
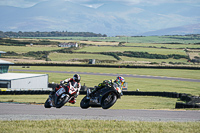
[89,76,125,96]
[50,74,81,104]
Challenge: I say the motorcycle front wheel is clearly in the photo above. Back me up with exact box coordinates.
[101,92,117,109]
[80,96,90,109]
[55,94,69,108]
[44,98,51,108]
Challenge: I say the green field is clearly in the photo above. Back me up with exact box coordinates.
[3,44,191,64]
[10,66,200,96]
[76,46,186,55]
[48,53,116,61]
[120,56,188,63]
[2,36,200,65]
[0,45,62,54]
[27,35,200,44]
[125,43,200,49]
[11,66,200,79]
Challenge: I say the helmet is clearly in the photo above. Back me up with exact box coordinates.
[116,76,125,86]
[73,74,81,83]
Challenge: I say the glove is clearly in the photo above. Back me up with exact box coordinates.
[60,80,65,84]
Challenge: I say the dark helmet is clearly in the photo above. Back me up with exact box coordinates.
[73,74,81,83]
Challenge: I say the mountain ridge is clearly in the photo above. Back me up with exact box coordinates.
[0,0,199,36]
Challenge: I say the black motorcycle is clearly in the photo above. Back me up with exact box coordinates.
[80,86,122,109]
[44,83,76,108]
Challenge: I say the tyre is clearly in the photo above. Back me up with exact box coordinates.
[44,98,51,108]
[55,94,69,108]
[101,92,117,109]
[80,96,90,109]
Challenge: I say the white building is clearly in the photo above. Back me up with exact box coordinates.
[0,73,49,90]
[0,59,49,90]
[58,42,78,47]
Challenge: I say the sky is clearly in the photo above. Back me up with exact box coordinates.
[0,0,200,8]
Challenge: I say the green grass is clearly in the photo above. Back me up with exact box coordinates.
[10,66,200,96]
[0,95,46,104]
[48,53,116,61]
[48,52,190,64]
[0,95,178,110]
[1,119,199,133]
[0,45,62,53]
[3,37,198,65]
[76,46,186,55]
[125,43,200,49]
[10,66,200,79]
[120,56,189,63]
[27,35,200,44]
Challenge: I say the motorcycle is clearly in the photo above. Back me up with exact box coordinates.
[80,86,122,109]
[44,82,77,108]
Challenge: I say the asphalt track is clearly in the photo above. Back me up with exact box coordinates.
[3,69,199,122]
[0,103,200,122]
[11,69,200,82]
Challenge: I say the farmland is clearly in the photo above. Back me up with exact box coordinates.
[1,35,200,66]
[1,35,200,96]
[25,35,200,44]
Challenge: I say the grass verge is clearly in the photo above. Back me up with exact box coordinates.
[0,119,200,133]
[0,95,178,110]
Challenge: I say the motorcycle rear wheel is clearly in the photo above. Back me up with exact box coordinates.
[101,92,117,109]
[80,96,90,109]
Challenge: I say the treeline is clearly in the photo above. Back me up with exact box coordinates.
[0,31,107,37]
[0,38,59,46]
[101,51,188,60]
[0,38,27,46]
[120,51,188,60]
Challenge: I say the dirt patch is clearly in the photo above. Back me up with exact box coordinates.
[3,58,81,64]
[187,52,200,60]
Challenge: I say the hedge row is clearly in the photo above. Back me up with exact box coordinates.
[0,90,51,95]
[11,63,200,70]
[122,91,179,98]
[175,102,200,108]
[0,90,180,97]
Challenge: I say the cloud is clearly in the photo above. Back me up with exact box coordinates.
[0,0,47,8]
[82,3,104,9]
[0,0,199,8]
[69,0,200,4]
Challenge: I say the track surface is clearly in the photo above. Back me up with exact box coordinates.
[4,70,199,122]
[0,103,199,122]
[11,69,200,82]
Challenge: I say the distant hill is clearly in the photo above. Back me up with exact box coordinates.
[0,0,199,36]
[141,23,200,36]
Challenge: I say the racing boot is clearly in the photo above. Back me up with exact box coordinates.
[69,97,76,104]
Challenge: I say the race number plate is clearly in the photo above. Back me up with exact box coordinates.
[56,87,66,96]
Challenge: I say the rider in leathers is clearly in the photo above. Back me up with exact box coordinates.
[50,74,81,104]
[89,76,125,96]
